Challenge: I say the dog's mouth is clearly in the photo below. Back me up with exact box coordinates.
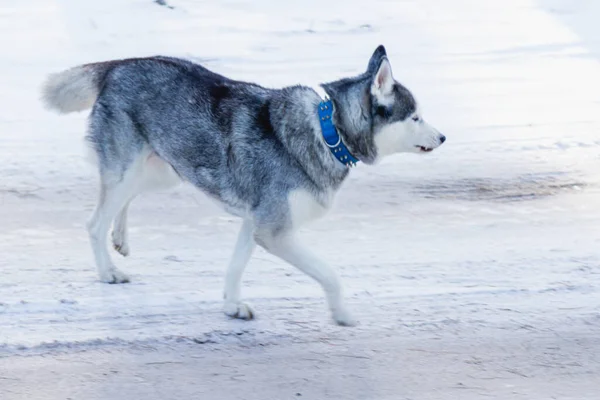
[416,146,434,152]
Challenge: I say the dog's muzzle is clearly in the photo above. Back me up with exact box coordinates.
[416,134,446,152]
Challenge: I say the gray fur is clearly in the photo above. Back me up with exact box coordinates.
[83,55,349,232]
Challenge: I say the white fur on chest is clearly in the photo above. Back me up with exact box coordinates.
[288,189,333,229]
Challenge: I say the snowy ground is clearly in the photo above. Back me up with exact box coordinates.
[1,0,600,399]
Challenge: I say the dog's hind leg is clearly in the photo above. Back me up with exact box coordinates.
[109,151,181,258]
[87,163,143,283]
[257,232,357,326]
[223,219,256,320]
[111,202,131,257]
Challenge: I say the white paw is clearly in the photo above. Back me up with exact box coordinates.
[332,307,358,327]
[224,301,255,320]
[111,231,130,257]
[99,268,130,284]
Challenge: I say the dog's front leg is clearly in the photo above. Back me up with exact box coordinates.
[260,234,357,326]
[223,219,256,320]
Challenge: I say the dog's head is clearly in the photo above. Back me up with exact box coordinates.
[321,45,445,164]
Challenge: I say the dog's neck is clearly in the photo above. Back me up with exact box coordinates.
[268,87,350,191]
[320,75,378,165]
[317,100,359,168]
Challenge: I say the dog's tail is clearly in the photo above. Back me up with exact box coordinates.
[41,63,111,114]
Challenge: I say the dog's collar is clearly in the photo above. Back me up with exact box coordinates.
[318,100,359,168]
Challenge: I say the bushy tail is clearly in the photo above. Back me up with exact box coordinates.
[41,64,107,114]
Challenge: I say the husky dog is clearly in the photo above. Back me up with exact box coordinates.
[42,45,445,326]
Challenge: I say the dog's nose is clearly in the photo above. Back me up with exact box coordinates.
[439,135,446,144]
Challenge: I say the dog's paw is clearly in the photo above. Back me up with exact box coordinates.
[224,301,255,320]
[111,232,130,257]
[332,307,358,327]
[99,268,130,284]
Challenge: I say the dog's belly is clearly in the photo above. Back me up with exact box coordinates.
[157,157,251,217]
[142,151,183,191]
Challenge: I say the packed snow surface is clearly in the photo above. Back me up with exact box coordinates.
[1,0,599,399]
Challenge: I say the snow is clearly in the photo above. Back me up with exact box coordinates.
[1,0,600,398]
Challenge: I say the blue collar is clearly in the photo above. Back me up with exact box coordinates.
[318,100,359,168]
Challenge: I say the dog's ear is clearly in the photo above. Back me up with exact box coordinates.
[367,45,387,72]
[371,57,394,100]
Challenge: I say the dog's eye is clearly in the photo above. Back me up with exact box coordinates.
[376,106,390,118]
[412,115,420,122]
